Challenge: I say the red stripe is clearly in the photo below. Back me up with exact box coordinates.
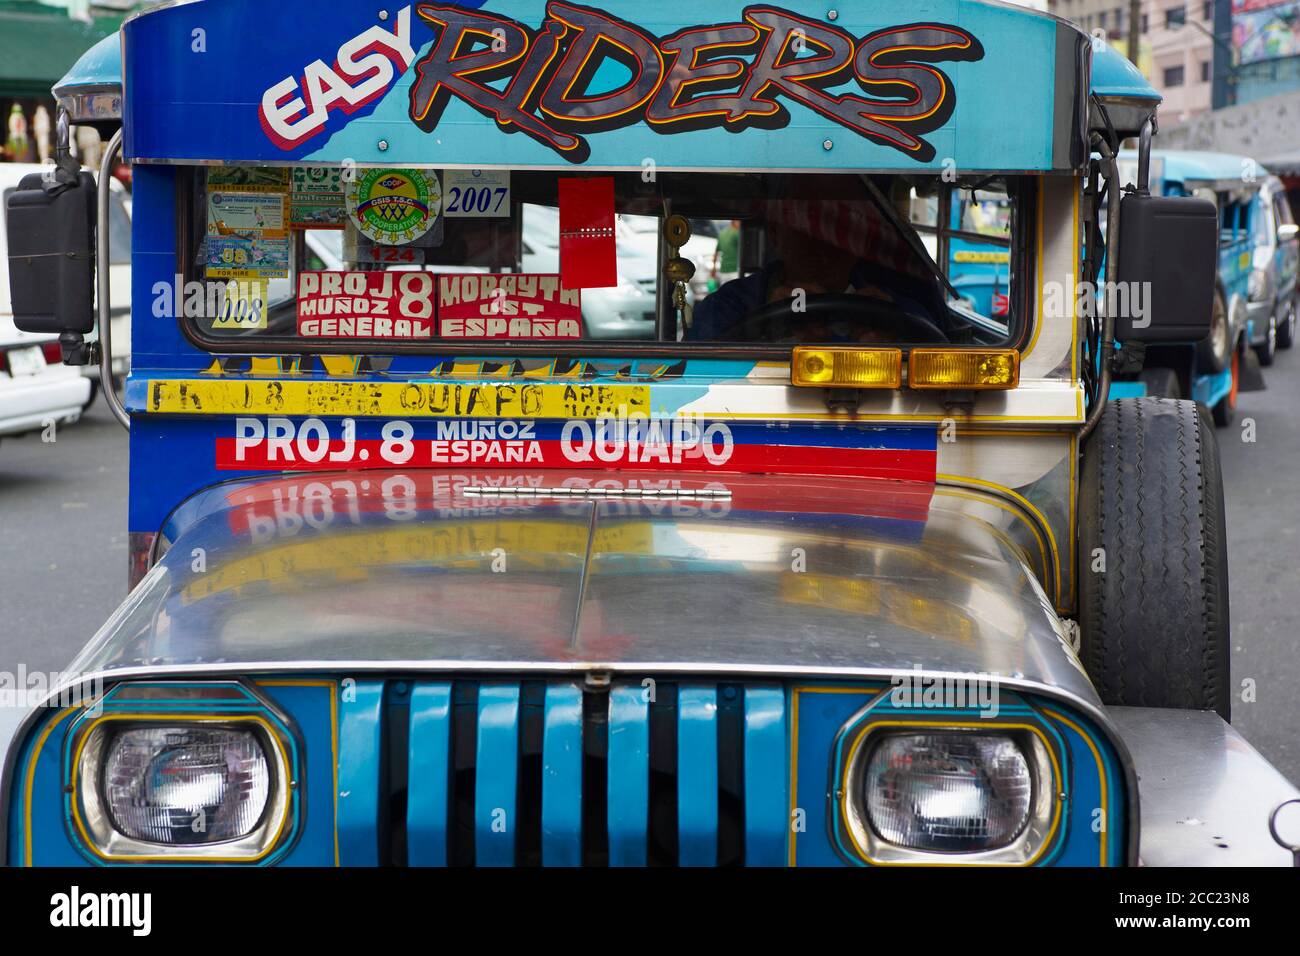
[215,437,937,482]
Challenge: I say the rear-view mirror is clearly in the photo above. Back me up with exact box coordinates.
[1115,193,1219,343]
[4,170,96,337]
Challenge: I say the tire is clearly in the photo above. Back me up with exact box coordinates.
[1078,398,1231,720]
[1137,367,1180,399]
[1254,311,1277,367]
[1279,298,1297,350]
[1211,345,1239,428]
[1196,287,1231,373]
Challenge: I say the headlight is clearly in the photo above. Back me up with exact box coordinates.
[837,724,1060,865]
[1248,269,1270,302]
[103,727,271,844]
[72,717,292,862]
[865,733,1031,851]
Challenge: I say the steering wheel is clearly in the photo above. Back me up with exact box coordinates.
[738,292,950,344]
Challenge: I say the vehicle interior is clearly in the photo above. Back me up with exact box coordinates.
[182,168,1026,352]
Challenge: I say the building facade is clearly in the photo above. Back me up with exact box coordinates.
[1229,1,1300,107]
[1049,0,1219,119]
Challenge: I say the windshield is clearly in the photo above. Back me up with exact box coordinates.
[184,167,1023,350]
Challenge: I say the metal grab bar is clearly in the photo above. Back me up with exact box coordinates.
[97,128,129,430]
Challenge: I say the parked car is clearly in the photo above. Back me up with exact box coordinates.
[0,164,92,442]
[1247,175,1299,365]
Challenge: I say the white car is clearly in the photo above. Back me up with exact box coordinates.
[0,164,94,440]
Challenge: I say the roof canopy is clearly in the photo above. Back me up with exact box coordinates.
[119,0,1095,173]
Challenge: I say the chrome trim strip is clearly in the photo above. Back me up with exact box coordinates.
[53,87,122,125]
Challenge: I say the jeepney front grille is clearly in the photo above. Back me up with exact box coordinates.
[388,679,788,867]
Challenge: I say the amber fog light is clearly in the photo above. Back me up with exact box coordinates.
[791,347,902,388]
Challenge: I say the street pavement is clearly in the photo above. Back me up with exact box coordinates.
[1,357,1299,784]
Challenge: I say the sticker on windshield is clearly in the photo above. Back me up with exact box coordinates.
[211,279,270,331]
[297,271,435,339]
[205,180,291,280]
[442,169,510,218]
[438,274,582,340]
[347,168,440,245]
[291,166,346,229]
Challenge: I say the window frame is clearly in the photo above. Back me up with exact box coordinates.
[175,167,1037,361]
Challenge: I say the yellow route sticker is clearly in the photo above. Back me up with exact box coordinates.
[146,378,651,419]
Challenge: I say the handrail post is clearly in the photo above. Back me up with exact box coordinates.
[97,129,130,431]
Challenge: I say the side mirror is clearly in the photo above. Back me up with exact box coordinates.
[1279,222,1299,242]
[4,170,96,358]
[1115,193,1219,343]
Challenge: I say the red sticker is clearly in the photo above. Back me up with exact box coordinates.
[297,271,435,338]
[558,176,617,289]
[438,274,583,340]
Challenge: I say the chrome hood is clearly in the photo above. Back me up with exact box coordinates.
[67,469,1098,707]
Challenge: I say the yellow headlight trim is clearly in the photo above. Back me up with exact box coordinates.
[791,348,902,388]
[908,349,1020,390]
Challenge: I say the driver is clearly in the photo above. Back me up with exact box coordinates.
[687,196,944,343]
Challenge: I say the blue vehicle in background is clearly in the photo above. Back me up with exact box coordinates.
[1247,175,1300,366]
[1112,151,1264,426]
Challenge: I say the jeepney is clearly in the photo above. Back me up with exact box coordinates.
[4,0,1298,868]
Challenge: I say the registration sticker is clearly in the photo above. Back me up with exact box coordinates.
[348,168,441,245]
[438,274,582,340]
[442,169,510,218]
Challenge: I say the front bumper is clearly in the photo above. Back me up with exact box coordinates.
[1110,707,1300,866]
[1247,299,1275,345]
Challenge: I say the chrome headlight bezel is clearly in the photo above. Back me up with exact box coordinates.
[834,718,1062,866]
[63,682,299,863]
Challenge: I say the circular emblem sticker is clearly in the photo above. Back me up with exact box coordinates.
[347,168,441,245]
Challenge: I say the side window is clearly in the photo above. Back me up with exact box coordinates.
[1276,193,1296,228]
[908,184,1014,321]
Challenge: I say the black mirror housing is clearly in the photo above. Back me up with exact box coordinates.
[4,170,96,336]
[1115,193,1219,343]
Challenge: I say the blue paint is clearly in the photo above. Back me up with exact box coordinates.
[13,679,334,867]
[606,685,649,866]
[122,0,1067,172]
[677,686,719,866]
[742,686,788,866]
[56,33,122,99]
[407,682,453,866]
[474,683,520,866]
[1091,44,1161,103]
[789,684,1126,867]
[541,682,584,867]
[337,680,385,866]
